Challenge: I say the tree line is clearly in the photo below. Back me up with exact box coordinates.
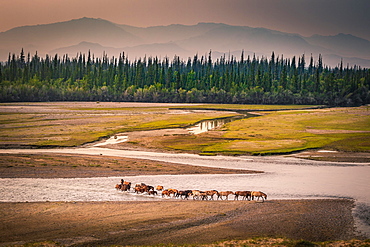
[0,49,369,105]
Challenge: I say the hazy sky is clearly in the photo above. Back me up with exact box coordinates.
[1,0,369,40]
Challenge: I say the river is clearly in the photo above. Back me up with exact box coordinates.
[2,147,369,204]
[1,113,370,237]
[1,146,370,236]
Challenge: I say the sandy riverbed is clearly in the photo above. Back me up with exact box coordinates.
[0,199,359,246]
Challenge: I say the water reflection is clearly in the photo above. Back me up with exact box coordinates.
[187,116,245,134]
[92,114,246,147]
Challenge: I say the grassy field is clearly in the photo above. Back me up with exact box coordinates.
[0,102,369,155]
[129,106,370,155]
[217,106,370,155]
[0,102,239,147]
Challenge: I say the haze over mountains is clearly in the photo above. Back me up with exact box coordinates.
[1,17,370,68]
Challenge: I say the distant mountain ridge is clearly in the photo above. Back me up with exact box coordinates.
[1,17,370,68]
[305,33,370,59]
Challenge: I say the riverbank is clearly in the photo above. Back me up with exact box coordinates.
[0,199,360,246]
[0,153,261,178]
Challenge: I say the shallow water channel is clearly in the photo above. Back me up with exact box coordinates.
[187,115,244,134]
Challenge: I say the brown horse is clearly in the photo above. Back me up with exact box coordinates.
[115,179,128,190]
[251,191,267,202]
[116,183,131,191]
[120,183,131,191]
[156,185,164,191]
[234,191,251,200]
[217,191,234,200]
[134,184,146,193]
[205,190,218,200]
[161,190,171,198]
[167,188,178,197]
[191,190,207,200]
[134,186,144,193]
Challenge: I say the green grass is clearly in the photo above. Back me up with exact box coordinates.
[156,106,370,155]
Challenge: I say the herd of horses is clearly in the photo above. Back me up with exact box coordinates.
[115,179,268,202]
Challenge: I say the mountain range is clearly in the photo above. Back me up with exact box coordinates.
[1,17,370,68]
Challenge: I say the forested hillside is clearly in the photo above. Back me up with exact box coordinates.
[0,50,369,106]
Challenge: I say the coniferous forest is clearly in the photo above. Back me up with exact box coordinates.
[0,50,369,106]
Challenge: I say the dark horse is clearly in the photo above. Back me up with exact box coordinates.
[234,191,251,200]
